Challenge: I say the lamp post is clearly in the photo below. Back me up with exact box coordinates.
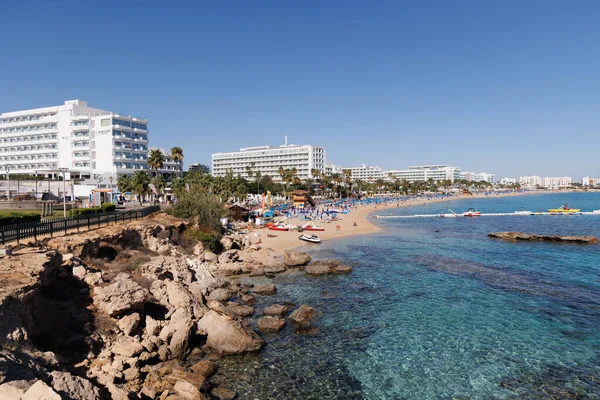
[58,167,68,218]
[4,165,12,200]
[109,175,114,203]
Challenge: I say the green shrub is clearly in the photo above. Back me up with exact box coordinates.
[167,186,229,233]
[182,228,223,253]
[0,212,41,226]
[101,203,116,212]
[72,207,103,216]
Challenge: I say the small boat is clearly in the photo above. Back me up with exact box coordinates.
[268,223,288,231]
[548,204,580,214]
[593,210,600,215]
[441,213,457,218]
[463,208,481,217]
[299,234,321,243]
[302,222,325,231]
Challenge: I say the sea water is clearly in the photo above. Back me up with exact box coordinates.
[213,193,600,399]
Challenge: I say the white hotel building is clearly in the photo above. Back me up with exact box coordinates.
[346,165,384,182]
[212,140,326,181]
[0,100,149,179]
[519,176,572,189]
[460,171,496,184]
[582,177,600,187]
[385,165,461,183]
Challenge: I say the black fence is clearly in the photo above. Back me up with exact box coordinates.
[0,205,161,245]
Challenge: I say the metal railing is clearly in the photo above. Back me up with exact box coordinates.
[0,205,160,245]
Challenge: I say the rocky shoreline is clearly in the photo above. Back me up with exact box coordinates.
[0,214,351,400]
[488,231,599,244]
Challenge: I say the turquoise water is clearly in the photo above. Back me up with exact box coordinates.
[214,193,600,399]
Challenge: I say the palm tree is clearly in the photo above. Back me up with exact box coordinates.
[132,170,151,205]
[116,175,133,193]
[342,169,353,194]
[169,147,184,180]
[147,149,165,178]
[152,175,166,201]
[331,173,342,197]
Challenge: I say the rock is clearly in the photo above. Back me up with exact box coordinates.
[112,338,144,357]
[263,263,286,274]
[118,313,141,336]
[22,380,61,400]
[193,241,205,256]
[0,382,27,400]
[72,265,87,280]
[212,386,237,400]
[313,259,339,267]
[209,262,243,276]
[204,252,218,262]
[145,316,164,337]
[263,304,288,317]
[83,272,103,286]
[218,250,239,264]
[189,360,217,377]
[208,288,231,302]
[174,380,202,400]
[283,250,311,267]
[304,264,331,275]
[169,319,195,359]
[196,310,263,354]
[123,366,140,381]
[332,264,353,273]
[257,316,285,332]
[220,237,235,251]
[488,231,599,244]
[289,305,317,327]
[225,304,254,318]
[241,294,255,304]
[253,284,276,295]
[93,276,148,317]
[50,371,101,400]
[248,244,261,251]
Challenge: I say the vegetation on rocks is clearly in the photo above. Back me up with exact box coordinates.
[168,185,229,233]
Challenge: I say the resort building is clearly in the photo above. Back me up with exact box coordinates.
[519,176,542,188]
[582,177,600,187]
[150,148,183,179]
[385,165,461,183]
[189,163,210,174]
[211,138,326,181]
[460,172,496,184]
[324,163,344,176]
[499,177,518,185]
[541,176,572,189]
[346,164,384,182]
[0,100,149,179]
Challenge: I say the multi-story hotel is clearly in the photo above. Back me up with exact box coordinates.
[519,176,542,188]
[460,171,496,184]
[211,139,326,181]
[345,164,384,182]
[0,100,149,179]
[385,165,461,183]
[324,163,344,176]
[582,177,600,187]
[519,176,572,189]
[150,148,183,179]
[499,177,517,185]
[189,163,210,174]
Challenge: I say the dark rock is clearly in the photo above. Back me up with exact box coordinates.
[289,304,317,327]
[253,284,276,295]
[304,264,331,275]
[257,316,285,332]
[488,232,599,244]
[263,304,288,317]
[283,250,311,267]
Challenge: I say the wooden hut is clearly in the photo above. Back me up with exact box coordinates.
[290,190,315,209]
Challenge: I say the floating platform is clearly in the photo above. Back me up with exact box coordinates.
[375,212,599,219]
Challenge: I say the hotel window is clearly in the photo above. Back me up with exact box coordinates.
[101,118,111,127]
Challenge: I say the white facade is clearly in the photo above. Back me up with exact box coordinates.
[151,148,183,178]
[499,177,517,185]
[582,177,600,187]
[0,100,149,179]
[541,176,572,189]
[519,176,542,188]
[325,163,344,176]
[385,165,461,183]
[212,141,326,181]
[346,164,383,182]
[460,171,495,183]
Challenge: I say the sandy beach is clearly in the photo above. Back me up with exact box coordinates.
[254,191,547,253]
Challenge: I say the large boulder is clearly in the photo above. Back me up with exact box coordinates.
[257,316,285,332]
[304,264,331,275]
[263,304,288,317]
[253,284,276,295]
[196,310,263,354]
[189,360,217,377]
[49,371,101,400]
[283,250,311,267]
[209,262,243,276]
[169,319,195,359]
[208,288,231,302]
[174,380,203,400]
[93,276,148,317]
[22,380,61,400]
[289,305,317,327]
[333,264,353,273]
[218,250,239,264]
[112,338,144,357]
[118,313,140,336]
[204,252,218,263]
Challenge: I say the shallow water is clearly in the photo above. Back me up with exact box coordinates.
[213,193,600,399]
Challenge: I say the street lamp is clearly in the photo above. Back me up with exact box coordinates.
[109,175,114,203]
[4,165,12,200]
[58,167,68,218]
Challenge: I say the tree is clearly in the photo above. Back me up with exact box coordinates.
[169,147,184,181]
[116,175,133,193]
[148,149,165,178]
[331,173,342,197]
[169,185,229,233]
[132,170,151,205]
[342,169,353,194]
[152,175,166,200]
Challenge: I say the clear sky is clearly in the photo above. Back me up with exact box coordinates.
[2,0,599,179]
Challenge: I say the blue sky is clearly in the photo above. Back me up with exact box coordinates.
[2,1,599,179]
